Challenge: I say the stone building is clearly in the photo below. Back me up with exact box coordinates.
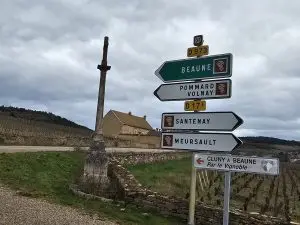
[103,110,153,137]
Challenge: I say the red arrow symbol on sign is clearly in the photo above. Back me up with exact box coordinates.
[196,158,205,164]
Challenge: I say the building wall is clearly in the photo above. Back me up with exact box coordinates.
[118,134,160,148]
[120,125,149,135]
[103,111,122,137]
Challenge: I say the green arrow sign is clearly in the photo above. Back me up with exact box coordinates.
[155,53,233,83]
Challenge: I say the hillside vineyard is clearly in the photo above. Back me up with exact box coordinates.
[0,115,92,138]
[195,163,300,222]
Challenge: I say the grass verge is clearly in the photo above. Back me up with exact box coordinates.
[127,157,192,198]
[0,151,183,225]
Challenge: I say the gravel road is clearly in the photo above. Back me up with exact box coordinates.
[0,186,118,225]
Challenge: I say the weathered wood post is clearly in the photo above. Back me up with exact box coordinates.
[82,36,111,192]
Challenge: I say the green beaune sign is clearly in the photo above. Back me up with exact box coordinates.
[155,53,233,83]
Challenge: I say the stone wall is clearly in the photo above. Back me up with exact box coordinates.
[118,134,160,148]
[107,153,290,225]
[0,132,157,148]
[109,152,190,166]
[0,133,135,147]
[0,134,91,146]
[104,137,133,148]
[120,125,149,135]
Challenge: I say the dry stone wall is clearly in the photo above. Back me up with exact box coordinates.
[107,153,290,225]
[109,152,190,166]
[118,134,160,148]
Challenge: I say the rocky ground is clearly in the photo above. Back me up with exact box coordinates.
[0,186,118,225]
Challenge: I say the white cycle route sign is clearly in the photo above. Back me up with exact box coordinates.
[194,153,279,175]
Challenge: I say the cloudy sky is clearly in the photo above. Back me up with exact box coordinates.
[1,0,299,140]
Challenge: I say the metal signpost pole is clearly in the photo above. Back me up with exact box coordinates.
[154,34,251,225]
[188,36,204,225]
[223,171,231,225]
[188,154,197,225]
[193,153,280,225]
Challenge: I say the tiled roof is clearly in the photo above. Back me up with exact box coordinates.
[111,110,153,130]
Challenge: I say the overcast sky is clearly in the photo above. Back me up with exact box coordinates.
[1,0,299,141]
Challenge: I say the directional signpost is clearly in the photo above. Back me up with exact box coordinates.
[161,132,242,152]
[193,35,204,46]
[184,100,206,111]
[161,112,243,131]
[194,153,279,175]
[154,79,231,101]
[187,45,209,57]
[155,53,233,83]
[153,34,279,225]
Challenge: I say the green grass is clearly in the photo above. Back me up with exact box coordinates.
[0,151,183,225]
[127,157,192,198]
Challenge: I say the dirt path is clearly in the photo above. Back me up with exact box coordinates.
[0,145,178,153]
[0,186,118,225]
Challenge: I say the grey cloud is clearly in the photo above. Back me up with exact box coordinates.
[0,0,299,140]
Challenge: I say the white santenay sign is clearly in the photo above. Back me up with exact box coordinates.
[161,111,243,131]
[153,79,231,101]
[194,153,279,175]
[160,132,242,152]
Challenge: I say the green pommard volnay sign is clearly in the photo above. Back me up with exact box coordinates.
[155,53,233,83]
